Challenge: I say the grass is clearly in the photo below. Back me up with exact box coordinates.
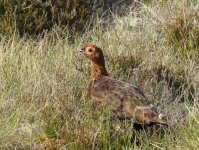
[0,0,199,149]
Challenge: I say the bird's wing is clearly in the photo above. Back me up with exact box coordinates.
[90,76,167,125]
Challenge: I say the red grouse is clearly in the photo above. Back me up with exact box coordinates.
[79,45,166,125]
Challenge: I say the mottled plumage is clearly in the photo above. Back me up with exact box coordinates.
[79,45,166,125]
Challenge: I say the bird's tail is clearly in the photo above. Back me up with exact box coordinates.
[134,106,167,126]
[150,116,167,126]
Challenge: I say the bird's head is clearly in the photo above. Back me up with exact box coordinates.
[79,45,108,77]
[79,45,104,63]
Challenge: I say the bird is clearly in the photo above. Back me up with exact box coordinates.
[79,45,167,125]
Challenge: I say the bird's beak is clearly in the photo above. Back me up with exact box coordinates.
[79,48,84,53]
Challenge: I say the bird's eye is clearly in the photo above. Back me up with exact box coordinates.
[88,49,92,52]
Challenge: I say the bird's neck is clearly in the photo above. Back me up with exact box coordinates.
[90,60,108,80]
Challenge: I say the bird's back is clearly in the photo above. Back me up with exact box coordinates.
[88,76,166,125]
[89,76,149,106]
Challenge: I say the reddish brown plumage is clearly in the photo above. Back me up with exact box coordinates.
[80,45,166,125]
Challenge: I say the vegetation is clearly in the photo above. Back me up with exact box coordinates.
[0,0,99,36]
[0,0,198,149]
[0,0,131,36]
[165,8,199,60]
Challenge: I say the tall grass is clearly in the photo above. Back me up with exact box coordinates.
[0,0,198,149]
